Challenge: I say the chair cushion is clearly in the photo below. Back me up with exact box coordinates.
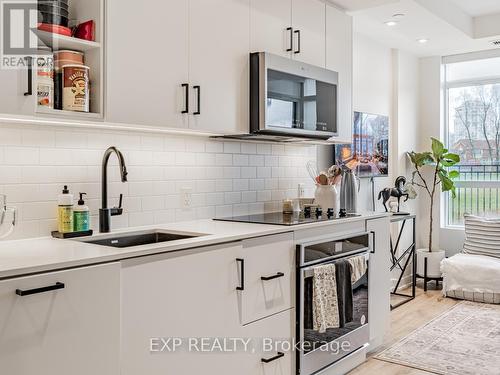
[463,214,500,258]
[441,253,500,295]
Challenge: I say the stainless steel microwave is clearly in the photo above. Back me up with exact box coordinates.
[250,52,338,140]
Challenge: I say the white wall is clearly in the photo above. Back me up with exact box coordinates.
[353,33,393,212]
[0,125,316,240]
[418,56,465,254]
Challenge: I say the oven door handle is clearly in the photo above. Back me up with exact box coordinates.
[261,272,285,281]
[370,231,376,254]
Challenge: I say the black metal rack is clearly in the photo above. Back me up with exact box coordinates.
[390,214,416,310]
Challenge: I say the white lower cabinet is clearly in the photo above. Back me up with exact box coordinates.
[120,242,243,374]
[0,263,121,375]
[366,217,391,348]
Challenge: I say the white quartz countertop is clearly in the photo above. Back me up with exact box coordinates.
[0,212,388,279]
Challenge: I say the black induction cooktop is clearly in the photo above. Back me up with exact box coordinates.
[214,212,361,226]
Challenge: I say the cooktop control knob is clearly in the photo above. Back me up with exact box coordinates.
[315,207,322,217]
[304,206,311,218]
[327,208,334,218]
[339,209,347,218]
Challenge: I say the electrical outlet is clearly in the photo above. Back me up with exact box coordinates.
[180,187,192,208]
[298,183,305,198]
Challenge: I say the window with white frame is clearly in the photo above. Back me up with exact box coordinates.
[444,55,500,226]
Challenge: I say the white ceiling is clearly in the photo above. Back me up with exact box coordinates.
[327,0,398,12]
[449,0,500,17]
[344,0,500,57]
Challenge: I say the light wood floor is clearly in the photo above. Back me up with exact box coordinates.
[349,284,460,375]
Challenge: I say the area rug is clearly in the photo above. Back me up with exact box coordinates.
[375,301,500,375]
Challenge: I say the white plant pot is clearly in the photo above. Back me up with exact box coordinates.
[416,249,445,278]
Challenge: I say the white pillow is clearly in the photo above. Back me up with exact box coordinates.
[463,214,500,259]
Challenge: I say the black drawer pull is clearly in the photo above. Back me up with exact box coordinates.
[16,282,65,296]
[370,231,376,254]
[236,258,245,291]
[261,352,284,363]
[261,272,285,281]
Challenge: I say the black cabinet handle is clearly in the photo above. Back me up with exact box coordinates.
[193,85,201,115]
[261,352,285,363]
[286,27,293,52]
[181,83,189,113]
[370,231,376,254]
[261,272,285,281]
[294,30,301,54]
[24,56,33,96]
[16,282,65,296]
[236,258,244,291]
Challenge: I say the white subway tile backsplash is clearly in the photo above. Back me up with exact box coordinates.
[215,153,233,166]
[223,142,240,154]
[0,125,316,240]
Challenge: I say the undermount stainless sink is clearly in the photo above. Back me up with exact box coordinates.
[79,230,203,248]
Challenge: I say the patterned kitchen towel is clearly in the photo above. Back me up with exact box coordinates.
[313,263,340,333]
[348,255,367,285]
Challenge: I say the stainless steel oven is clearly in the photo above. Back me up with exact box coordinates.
[296,232,374,375]
[250,52,338,140]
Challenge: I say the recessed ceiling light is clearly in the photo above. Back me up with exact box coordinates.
[417,38,429,44]
[385,20,398,27]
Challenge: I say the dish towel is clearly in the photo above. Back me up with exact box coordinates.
[348,255,367,285]
[336,260,354,327]
[312,264,340,333]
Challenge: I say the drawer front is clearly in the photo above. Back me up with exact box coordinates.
[0,263,120,375]
[241,308,295,375]
[294,220,365,244]
[239,233,295,325]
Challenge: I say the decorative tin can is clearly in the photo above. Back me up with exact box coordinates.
[62,64,90,112]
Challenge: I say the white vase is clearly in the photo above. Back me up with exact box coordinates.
[416,249,445,278]
[314,185,338,213]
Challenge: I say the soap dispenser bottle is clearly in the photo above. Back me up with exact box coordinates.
[73,193,90,232]
[57,185,74,233]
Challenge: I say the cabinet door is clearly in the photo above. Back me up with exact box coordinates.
[0,68,36,116]
[239,233,295,325]
[326,6,353,143]
[291,0,325,67]
[0,263,120,375]
[121,243,243,374]
[106,0,189,128]
[188,0,250,134]
[250,0,292,57]
[366,217,391,349]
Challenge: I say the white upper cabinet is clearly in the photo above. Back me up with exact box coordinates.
[291,0,326,67]
[106,0,189,128]
[188,0,250,134]
[326,5,353,143]
[250,0,292,57]
[0,68,36,116]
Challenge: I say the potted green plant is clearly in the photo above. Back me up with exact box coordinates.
[408,138,460,278]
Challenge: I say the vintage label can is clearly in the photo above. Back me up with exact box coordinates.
[62,64,90,112]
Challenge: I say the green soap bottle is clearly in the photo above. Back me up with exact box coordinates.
[73,193,90,232]
[58,185,73,233]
